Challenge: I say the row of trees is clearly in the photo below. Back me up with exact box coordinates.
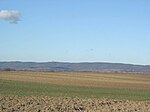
[0,68,16,71]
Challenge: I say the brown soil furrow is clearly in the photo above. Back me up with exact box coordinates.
[0,96,150,112]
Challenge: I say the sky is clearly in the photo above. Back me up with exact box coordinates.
[0,0,150,65]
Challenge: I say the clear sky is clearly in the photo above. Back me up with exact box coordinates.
[0,0,150,65]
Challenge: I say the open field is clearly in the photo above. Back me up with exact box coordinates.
[1,79,150,100]
[0,71,150,100]
[0,71,150,89]
[0,71,150,111]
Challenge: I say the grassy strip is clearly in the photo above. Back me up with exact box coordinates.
[0,79,150,100]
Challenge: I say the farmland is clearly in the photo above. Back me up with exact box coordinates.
[0,71,150,111]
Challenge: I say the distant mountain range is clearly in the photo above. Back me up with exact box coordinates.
[0,61,150,73]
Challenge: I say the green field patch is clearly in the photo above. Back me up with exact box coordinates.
[0,79,150,100]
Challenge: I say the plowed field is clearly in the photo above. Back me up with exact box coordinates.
[0,71,150,111]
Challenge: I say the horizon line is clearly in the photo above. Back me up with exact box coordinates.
[0,60,149,66]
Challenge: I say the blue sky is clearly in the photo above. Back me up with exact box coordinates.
[0,0,150,65]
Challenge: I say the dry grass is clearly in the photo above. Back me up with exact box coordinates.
[0,71,150,89]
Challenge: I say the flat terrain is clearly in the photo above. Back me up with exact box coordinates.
[0,71,150,100]
[0,71,150,111]
[0,71,150,89]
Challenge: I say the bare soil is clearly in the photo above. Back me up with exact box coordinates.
[0,96,150,112]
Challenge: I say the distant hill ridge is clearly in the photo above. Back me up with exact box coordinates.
[0,61,150,73]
